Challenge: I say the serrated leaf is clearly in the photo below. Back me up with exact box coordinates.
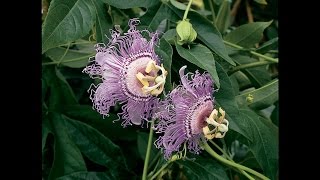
[240,109,278,180]
[256,37,278,54]
[56,171,114,180]
[48,113,86,180]
[176,158,229,180]
[156,38,173,91]
[225,21,273,48]
[45,40,95,68]
[236,79,278,110]
[99,0,158,9]
[93,0,113,43]
[64,116,127,177]
[215,0,231,34]
[175,43,220,88]
[215,62,251,141]
[42,0,96,53]
[137,132,158,161]
[166,4,235,66]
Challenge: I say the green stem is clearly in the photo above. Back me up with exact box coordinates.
[208,0,216,22]
[183,0,194,20]
[148,151,161,172]
[209,140,254,180]
[223,40,278,63]
[42,53,95,66]
[142,120,155,180]
[150,161,171,180]
[228,61,272,75]
[57,43,71,66]
[202,141,270,180]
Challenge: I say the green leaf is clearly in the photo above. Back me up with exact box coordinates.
[64,116,127,174]
[215,62,251,141]
[42,117,52,152]
[100,0,158,9]
[169,0,188,10]
[45,40,95,68]
[42,0,96,53]
[62,105,137,141]
[166,4,235,66]
[236,79,278,110]
[137,132,158,161]
[240,109,278,180]
[215,0,231,34]
[93,0,113,43]
[163,29,176,44]
[56,171,114,180]
[254,0,268,5]
[176,158,229,180]
[155,38,173,91]
[270,101,279,126]
[224,21,273,48]
[43,66,78,110]
[256,37,278,54]
[175,43,220,88]
[48,113,86,180]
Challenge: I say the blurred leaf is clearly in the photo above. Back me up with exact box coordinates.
[236,79,278,110]
[93,0,113,43]
[166,4,236,66]
[231,54,271,87]
[137,132,157,161]
[232,71,251,89]
[256,37,278,54]
[100,0,158,9]
[215,62,251,141]
[169,0,188,10]
[270,101,278,126]
[163,29,176,44]
[42,78,47,102]
[176,158,229,180]
[48,113,86,180]
[64,116,127,176]
[175,43,220,88]
[42,0,96,53]
[240,109,278,180]
[229,74,239,95]
[215,0,231,34]
[62,105,137,141]
[156,38,173,91]
[45,40,95,68]
[42,117,52,152]
[254,0,268,5]
[225,21,272,48]
[43,66,78,111]
[56,171,114,180]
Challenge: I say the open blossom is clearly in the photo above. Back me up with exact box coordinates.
[83,18,167,127]
[154,66,229,159]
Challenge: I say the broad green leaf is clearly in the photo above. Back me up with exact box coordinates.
[215,0,231,34]
[42,78,47,102]
[225,21,273,48]
[42,0,96,53]
[93,0,113,43]
[64,117,127,175]
[45,40,95,68]
[99,0,158,9]
[175,43,220,88]
[231,71,251,90]
[137,132,158,161]
[62,105,137,141]
[256,37,278,54]
[43,66,78,110]
[169,0,188,10]
[215,62,251,141]
[271,101,279,126]
[231,54,271,87]
[42,117,52,152]
[56,171,114,180]
[176,158,229,180]
[229,74,239,95]
[240,109,278,180]
[236,79,278,110]
[163,29,176,44]
[166,4,235,66]
[155,38,173,91]
[48,113,86,180]
[254,0,268,5]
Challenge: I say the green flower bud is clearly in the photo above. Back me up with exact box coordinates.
[246,94,254,103]
[176,19,197,45]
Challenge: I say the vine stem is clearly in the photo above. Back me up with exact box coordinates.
[201,141,270,180]
[150,160,171,180]
[142,120,155,180]
[208,0,216,22]
[42,53,95,66]
[183,0,194,20]
[223,40,278,63]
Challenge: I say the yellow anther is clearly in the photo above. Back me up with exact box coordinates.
[202,107,229,139]
[136,72,149,87]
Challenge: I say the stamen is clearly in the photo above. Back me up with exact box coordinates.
[202,107,229,139]
[136,60,167,96]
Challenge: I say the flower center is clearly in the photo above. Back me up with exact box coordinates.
[189,99,213,136]
[136,60,167,96]
[202,107,229,139]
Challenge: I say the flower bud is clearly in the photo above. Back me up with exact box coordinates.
[176,19,197,45]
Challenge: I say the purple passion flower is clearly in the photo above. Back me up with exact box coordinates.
[154,66,229,159]
[83,18,167,127]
